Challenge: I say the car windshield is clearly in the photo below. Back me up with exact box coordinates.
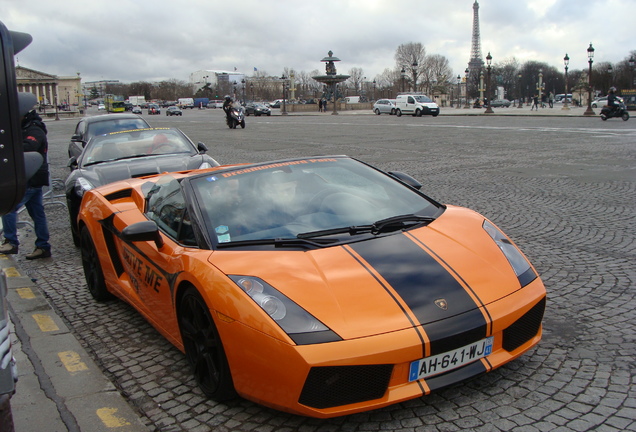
[414,95,433,103]
[189,157,441,245]
[82,129,195,165]
[87,118,149,138]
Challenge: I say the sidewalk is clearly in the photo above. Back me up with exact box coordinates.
[1,254,149,432]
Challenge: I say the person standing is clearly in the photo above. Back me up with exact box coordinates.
[0,92,52,259]
[531,95,539,111]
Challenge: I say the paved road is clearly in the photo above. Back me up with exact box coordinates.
[6,108,636,431]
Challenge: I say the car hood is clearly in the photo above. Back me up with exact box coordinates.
[75,154,213,188]
[211,206,528,340]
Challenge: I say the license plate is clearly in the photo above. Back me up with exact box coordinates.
[409,336,494,381]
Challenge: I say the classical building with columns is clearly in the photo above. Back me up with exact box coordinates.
[16,66,82,107]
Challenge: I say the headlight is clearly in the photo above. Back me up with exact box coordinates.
[482,220,536,286]
[198,161,213,169]
[230,276,340,343]
[74,177,95,198]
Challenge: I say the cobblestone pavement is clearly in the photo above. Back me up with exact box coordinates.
[12,109,636,431]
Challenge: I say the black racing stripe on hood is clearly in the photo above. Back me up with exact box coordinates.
[349,234,487,356]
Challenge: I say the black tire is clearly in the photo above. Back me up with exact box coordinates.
[374,109,381,115]
[178,287,236,401]
[396,109,402,117]
[80,226,114,301]
[240,120,245,128]
[622,112,629,121]
[600,114,607,121]
[415,109,422,117]
[69,206,80,247]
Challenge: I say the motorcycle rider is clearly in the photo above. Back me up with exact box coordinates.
[222,95,233,123]
[607,87,619,115]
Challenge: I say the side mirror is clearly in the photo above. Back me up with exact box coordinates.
[197,142,208,153]
[388,171,422,190]
[121,220,164,248]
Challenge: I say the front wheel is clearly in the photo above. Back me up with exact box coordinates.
[622,112,629,121]
[178,287,236,400]
[415,109,422,117]
[80,226,114,301]
[240,120,246,128]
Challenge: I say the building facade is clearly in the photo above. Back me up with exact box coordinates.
[16,66,82,107]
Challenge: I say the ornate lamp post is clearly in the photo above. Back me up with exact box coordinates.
[562,54,570,111]
[241,79,246,104]
[412,61,418,92]
[464,68,470,108]
[456,75,461,108]
[517,73,523,108]
[485,52,494,113]
[537,69,544,108]
[584,43,595,116]
[478,70,485,107]
[630,57,635,89]
[401,67,406,93]
[607,64,613,89]
[372,79,376,101]
[280,74,288,115]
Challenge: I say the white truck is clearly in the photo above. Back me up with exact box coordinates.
[178,98,195,109]
[128,95,146,107]
[395,94,440,117]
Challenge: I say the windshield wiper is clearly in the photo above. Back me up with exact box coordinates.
[297,214,435,239]
[215,237,338,249]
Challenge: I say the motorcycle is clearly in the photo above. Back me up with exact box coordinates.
[600,97,629,121]
[226,106,246,129]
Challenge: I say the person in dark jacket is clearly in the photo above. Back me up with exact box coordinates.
[607,87,619,114]
[0,92,51,259]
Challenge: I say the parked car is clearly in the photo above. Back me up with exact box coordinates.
[77,155,546,418]
[166,106,183,116]
[131,106,142,114]
[489,99,511,108]
[66,127,218,246]
[591,97,608,108]
[97,103,105,111]
[244,102,271,116]
[373,99,397,115]
[148,103,161,115]
[67,113,150,159]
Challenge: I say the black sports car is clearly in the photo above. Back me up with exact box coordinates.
[65,127,219,246]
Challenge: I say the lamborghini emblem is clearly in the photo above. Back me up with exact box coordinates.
[434,298,448,310]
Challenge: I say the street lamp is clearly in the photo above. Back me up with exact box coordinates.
[241,79,246,104]
[372,79,376,101]
[584,43,595,116]
[280,74,288,115]
[401,67,406,93]
[517,73,523,108]
[412,61,418,92]
[537,69,544,108]
[456,75,461,108]
[479,70,485,107]
[630,57,635,89]
[562,54,570,111]
[464,68,470,108]
[607,65,613,89]
[485,52,494,113]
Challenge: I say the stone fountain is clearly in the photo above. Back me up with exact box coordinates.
[312,51,350,115]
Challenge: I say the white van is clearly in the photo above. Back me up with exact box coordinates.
[395,94,439,117]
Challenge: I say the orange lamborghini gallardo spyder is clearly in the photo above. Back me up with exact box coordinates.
[78,155,546,418]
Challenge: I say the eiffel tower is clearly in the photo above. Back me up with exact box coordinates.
[468,0,484,72]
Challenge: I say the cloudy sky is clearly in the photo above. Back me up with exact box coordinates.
[2,0,634,84]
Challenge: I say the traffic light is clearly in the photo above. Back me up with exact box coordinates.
[0,21,32,215]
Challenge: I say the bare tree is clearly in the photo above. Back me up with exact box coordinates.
[422,54,453,94]
[395,42,426,92]
[347,67,364,94]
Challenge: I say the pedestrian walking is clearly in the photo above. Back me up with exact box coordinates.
[531,95,539,111]
[0,92,52,260]
[549,92,554,108]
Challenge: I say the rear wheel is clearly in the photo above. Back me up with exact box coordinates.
[600,114,607,121]
[80,226,113,301]
[178,287,236,400]
[622,112,629,121]
[396,109,402,117]
[374,109,381,115]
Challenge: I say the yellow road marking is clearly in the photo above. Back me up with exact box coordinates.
[96,407,131,427]
[58,351,88,373]
[32,314,59,332]
[16,287,35,299]
[4,267,20,277]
